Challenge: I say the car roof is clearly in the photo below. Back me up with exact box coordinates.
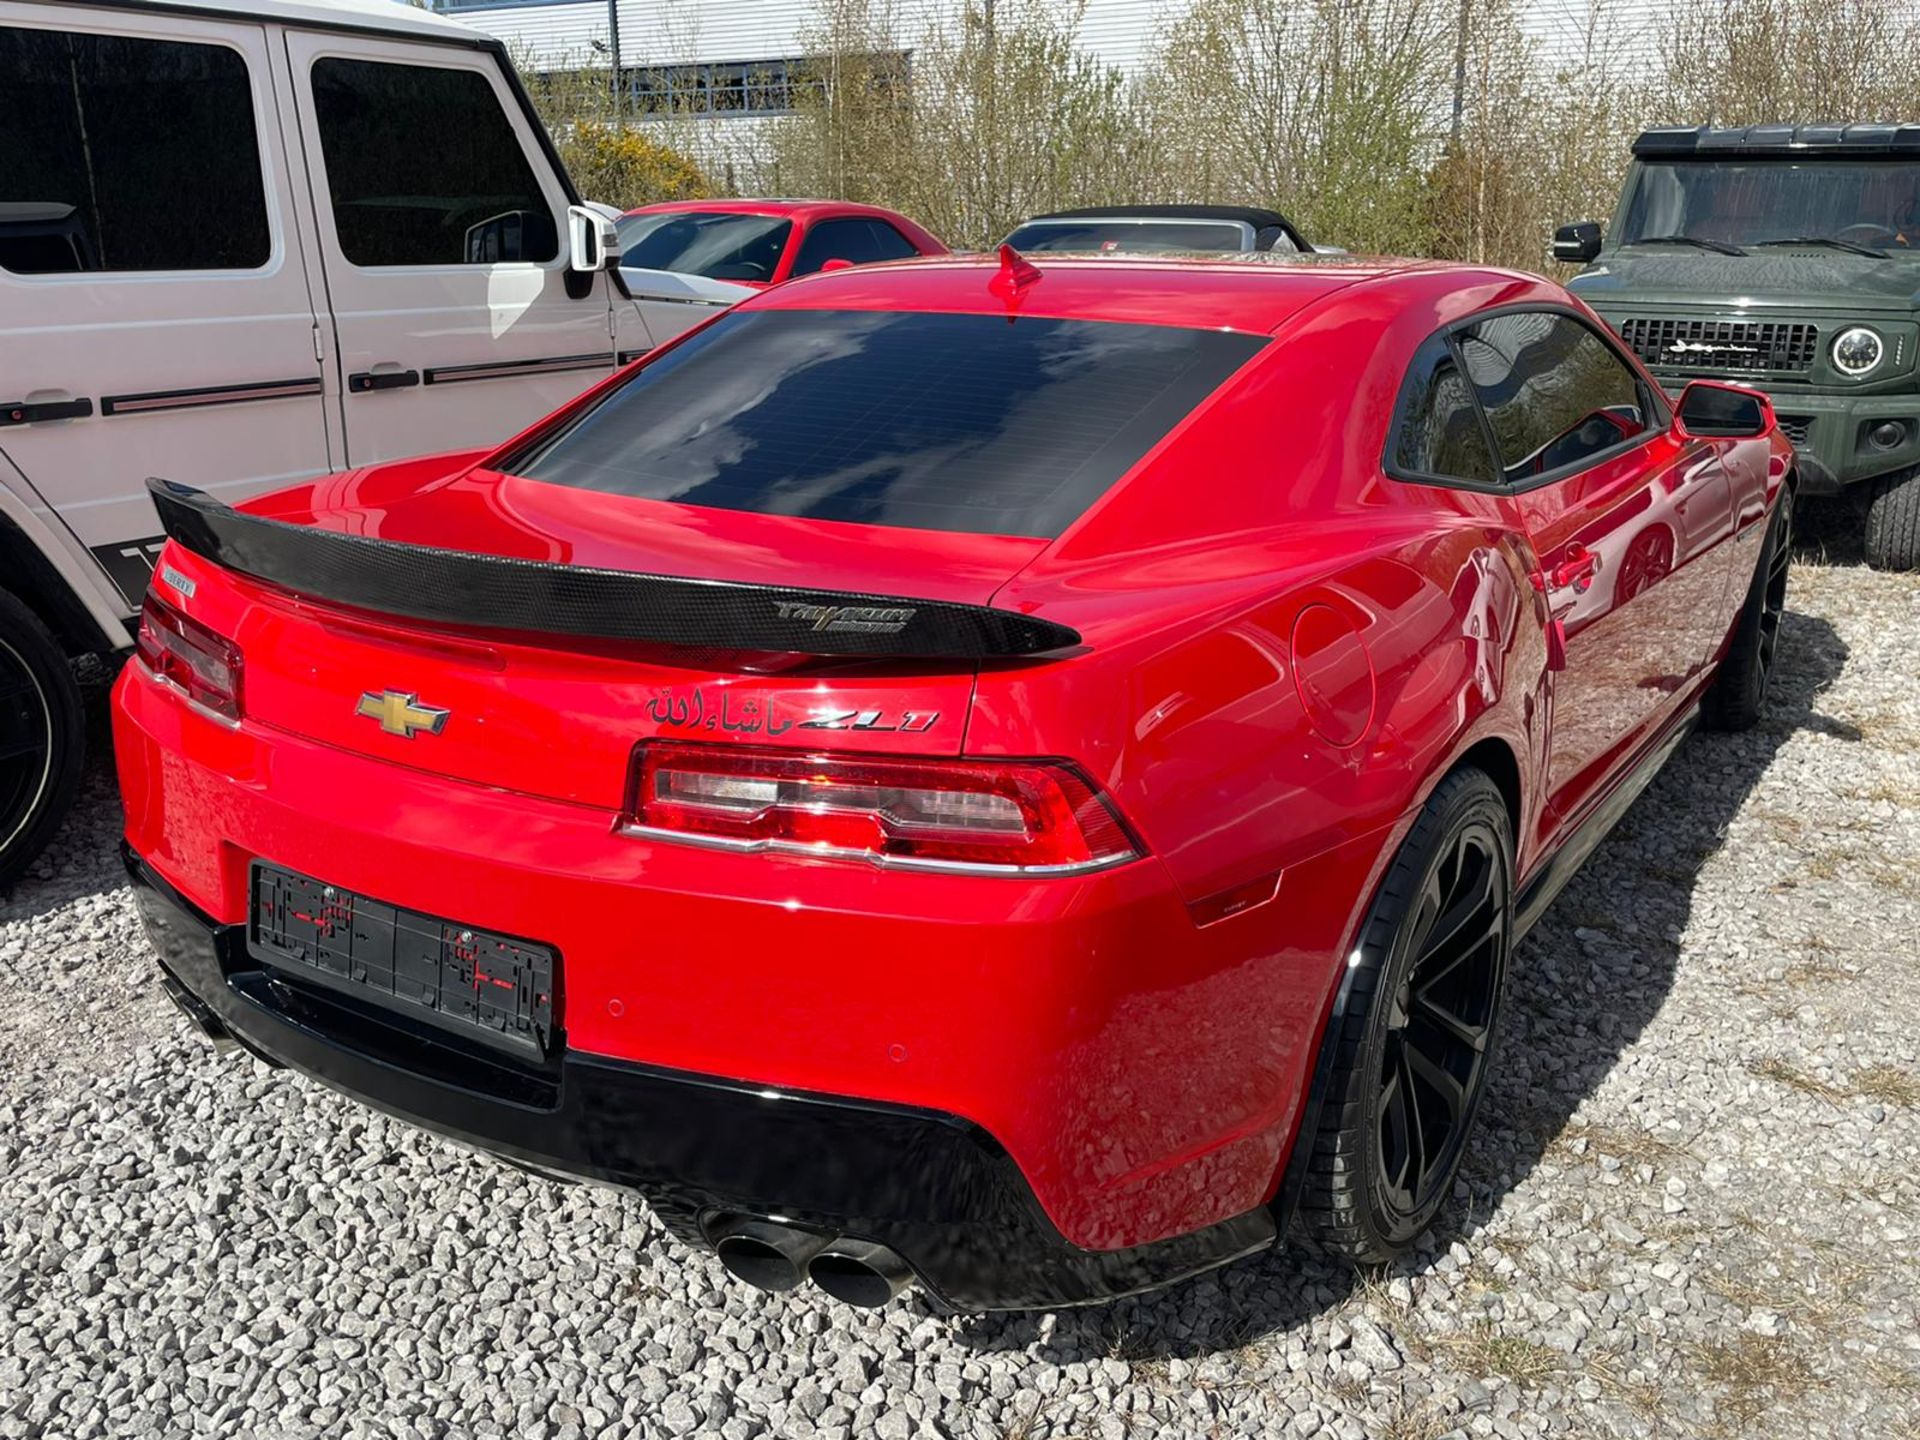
[750,251,1510,336]
[1027,205,1299,232]
[1634,123,1920,158]
[623,199,914,222]
[55,0,482,43]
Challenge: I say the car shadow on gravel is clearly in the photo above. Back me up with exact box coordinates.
[0,759,126,926]
[949,602,1852,1361]
[0,659,129,924]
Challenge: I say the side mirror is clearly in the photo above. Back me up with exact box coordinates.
[1675,380,1772,439]
[818,258,856,273]
[1552,222,1603,265]
[567,204,621,273]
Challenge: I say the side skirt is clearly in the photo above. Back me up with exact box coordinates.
[1511,702,1699,943]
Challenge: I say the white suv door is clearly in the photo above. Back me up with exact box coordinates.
[282,32,642,466]
[0,2,332,609]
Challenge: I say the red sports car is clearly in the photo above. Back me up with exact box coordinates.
[114,251,1793,1312]
[614,199,947,346]
[617,198,946,285]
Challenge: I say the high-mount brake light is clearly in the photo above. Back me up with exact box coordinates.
[136,591,243,721]
[621,743,1140,875]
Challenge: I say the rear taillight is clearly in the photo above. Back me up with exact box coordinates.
[621,742,1140,875]
[136,591,243,721]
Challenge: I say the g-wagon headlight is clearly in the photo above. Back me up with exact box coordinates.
[1832,326,1884,378]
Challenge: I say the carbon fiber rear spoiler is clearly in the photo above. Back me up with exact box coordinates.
[147,479,1080,660]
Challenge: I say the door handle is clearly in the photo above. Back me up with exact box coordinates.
[1,397,94,427]
[347,369,420,394]
[1550,547,1600,592]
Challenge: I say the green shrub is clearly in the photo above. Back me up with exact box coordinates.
[555,121,714,210]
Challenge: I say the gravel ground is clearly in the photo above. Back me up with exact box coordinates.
[3,505,1917,1440]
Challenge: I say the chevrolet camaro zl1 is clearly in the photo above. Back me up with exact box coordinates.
[113,249,1792,1311]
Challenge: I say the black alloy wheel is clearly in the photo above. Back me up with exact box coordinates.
[1703,487,1792,732]
[1755,488,1792,694]
[1298,767,1513,1262]
[1375,820,1507,1224]
[0,587,85,889]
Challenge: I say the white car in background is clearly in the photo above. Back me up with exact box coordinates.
[0,0,654,884]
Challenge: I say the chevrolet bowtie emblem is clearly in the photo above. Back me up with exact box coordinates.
[355,690,450,739]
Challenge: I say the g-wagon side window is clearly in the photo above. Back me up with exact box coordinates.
[1457,312,1652,484]
[1391,333,1499,485]
[0,26,269,273]
[311,58,557,267]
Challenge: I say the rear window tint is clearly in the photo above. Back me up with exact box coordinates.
[507,309,1265,537]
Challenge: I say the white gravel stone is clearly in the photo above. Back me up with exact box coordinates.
[3,526,1917,1439]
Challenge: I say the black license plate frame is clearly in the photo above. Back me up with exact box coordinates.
[247,863,558,1060]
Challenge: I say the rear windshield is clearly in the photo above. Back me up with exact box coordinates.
[1004,220,1250,254]
[616,211,793,281]
[507,309,1265,538]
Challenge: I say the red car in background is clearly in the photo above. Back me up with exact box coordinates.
[114,252,1792,1312]
[615,198,947,343]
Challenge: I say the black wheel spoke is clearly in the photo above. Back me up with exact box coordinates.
[1398,1051,1427,1201]
[1415,884,1494,987]
[1411,988,1489,1052]
[1378,1050,1416,1207]
[1404,1041,1468,1129]
[1406,868,1446,953]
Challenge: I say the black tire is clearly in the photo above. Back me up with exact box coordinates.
[1298,768,1513,1263]
[1864,464,1920,571]
[0,586,86,890]
[1702,486,1792,733]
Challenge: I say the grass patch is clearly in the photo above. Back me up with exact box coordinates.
[1750,1058,1920,1108]
[1803,849,1847,882]
[1849,707,1920,752]
[1845,775,1914,807]
[1432,1321,1561,1388]
[1860,1351,1920,1400]
[1551,1122,1687,1168]
[1377,1402,1452,1440]
[1852,1064,1920,1107]
[1580,1351,1666,1421]
[1705,1241,1874,1334]
[1688,1334,1820,1423]
[1749,1057,1847,1102]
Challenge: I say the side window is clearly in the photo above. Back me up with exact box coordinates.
[791,218,916,274]
[1392,334,1499,485]
[310,58,557,267]
[1457,312,1649,483]
[0,25,269,273]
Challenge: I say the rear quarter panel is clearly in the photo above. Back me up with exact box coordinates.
[964,291,1553,1226]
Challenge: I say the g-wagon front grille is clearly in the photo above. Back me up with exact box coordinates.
[1776,414,1813,446]
[1618,318,1818,376]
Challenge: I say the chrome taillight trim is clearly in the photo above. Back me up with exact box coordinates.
[612,822,1139,877]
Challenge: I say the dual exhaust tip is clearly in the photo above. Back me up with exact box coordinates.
[712,1219,912,1308]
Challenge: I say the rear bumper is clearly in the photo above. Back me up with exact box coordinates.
[112,658,1326,1306]
[126,850,1273,1309]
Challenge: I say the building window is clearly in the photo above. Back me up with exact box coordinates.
[531,54,908,120]
[629,58,817,117]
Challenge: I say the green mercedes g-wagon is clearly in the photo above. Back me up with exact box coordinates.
[1557,123,1920,569]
